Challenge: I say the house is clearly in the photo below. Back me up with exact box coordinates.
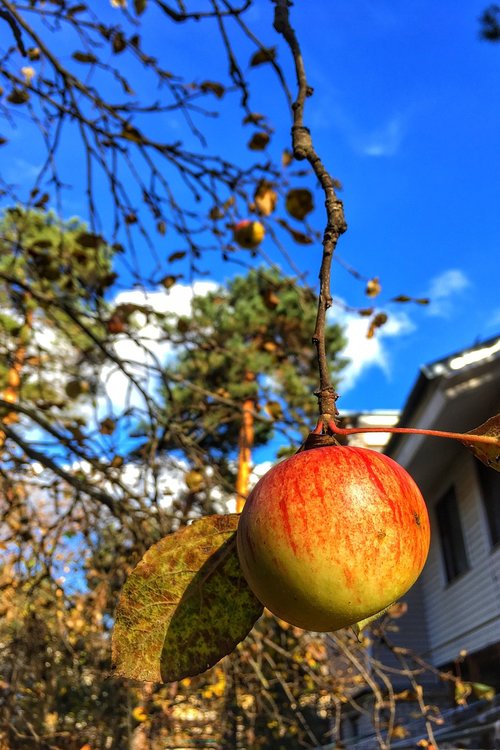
[332,335,500,749]
[384,334,500,688]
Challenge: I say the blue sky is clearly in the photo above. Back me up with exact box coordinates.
[3,0,500,418]
[267,0,500,412]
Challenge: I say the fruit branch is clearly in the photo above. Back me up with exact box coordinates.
[273,0,347,420]
[327,420,500,449]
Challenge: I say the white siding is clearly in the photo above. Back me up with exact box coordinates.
[418,453,500,666]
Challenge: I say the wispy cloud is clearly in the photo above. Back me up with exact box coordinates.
[490,308,500,329]
[333,303,415,392]
[357,115,405,157]
[3,157,42,184]
[424,269,470,318]
[309,91,410,158]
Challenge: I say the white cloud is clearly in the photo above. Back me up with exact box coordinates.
[333,303,415,392]
[101,281,218,415]
[113,280,217,318]
[425,269,470,318]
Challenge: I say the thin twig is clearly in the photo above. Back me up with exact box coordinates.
[272,0,347,420]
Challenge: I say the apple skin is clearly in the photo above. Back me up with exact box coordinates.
[233,220,265,249]
[236,446,430,632]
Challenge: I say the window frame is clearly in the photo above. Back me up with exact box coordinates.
[475,460,500,549]
[435,486,470,584]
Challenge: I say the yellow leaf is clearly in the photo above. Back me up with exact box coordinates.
[21,66,36,84]
[185,469,204,492]
[253,180,278,216]
[454,679,472,705]
[365,277,382,298]
[391,726,410,739]
[132,706,148,722]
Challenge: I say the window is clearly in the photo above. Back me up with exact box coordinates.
[435,487,469,582]
[476,460,500,547]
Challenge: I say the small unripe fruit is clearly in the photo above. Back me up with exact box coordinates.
[237,446,430,632]
[233,220,265,249]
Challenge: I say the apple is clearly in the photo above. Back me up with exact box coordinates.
[233,220,265,249]
[237,445,430,632]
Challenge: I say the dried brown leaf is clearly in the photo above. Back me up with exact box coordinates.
[160,274,181,289]
[391,295,430,305]
[367,312,388,339]
[168,250,186,263]
[200,81,225,99]
[243,112,265,126]
[72,51,98,64]
[7,88,30,105]
[285,188,314,220]
[249,47,276,67]
[99,418,116,436]
[247,132,270,151]
[277,218,313,245]
[462,414,500,471]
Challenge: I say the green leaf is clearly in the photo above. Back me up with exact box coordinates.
[112,514,263,683]
[471,682,496,701]
[462,414,500,471]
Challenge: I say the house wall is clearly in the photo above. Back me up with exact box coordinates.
[417,451,500,666]
[369,581,434,686]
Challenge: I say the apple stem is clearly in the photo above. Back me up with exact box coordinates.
[326,420,500,448]
[311,420,323,435]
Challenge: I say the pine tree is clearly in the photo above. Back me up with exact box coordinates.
[157,267,346,508]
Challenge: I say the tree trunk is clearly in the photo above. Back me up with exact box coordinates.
[235,398,255,512]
